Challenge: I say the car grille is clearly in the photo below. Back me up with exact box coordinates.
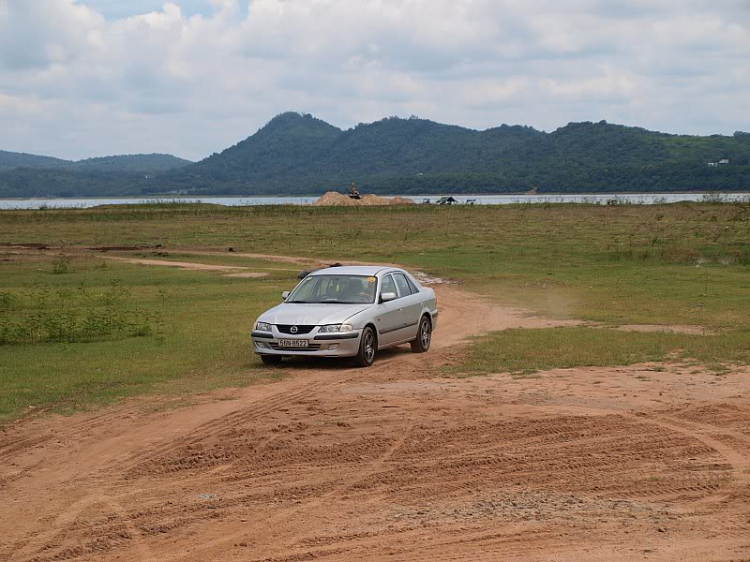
[269,343,321,352]
[276,325,316,335]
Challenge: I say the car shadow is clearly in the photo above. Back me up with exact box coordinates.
[274,346,413,371]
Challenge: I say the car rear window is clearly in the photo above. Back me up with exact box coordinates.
[406,277,419,294]
[393,273,413,296]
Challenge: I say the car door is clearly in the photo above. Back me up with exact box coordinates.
[374,273,404,346]
[392,272,422,340]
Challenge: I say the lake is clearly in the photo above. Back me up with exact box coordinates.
[1,193,748,210]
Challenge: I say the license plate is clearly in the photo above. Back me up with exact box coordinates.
[278,339,309,348]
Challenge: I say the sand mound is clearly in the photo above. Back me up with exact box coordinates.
[314,192,415,206]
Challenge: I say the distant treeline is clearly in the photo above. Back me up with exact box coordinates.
[2,114,749,197]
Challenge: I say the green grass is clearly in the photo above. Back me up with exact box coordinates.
[0,252,293,422]
[0,279,161,345]
[3,203,749,327]
[1,202,750,421]
[449,327,750,377]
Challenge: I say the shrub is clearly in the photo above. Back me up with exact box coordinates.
[0,280,162,345]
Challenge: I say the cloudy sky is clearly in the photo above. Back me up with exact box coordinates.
[0,0,748,161]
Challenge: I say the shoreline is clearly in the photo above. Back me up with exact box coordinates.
[1,192,749,210]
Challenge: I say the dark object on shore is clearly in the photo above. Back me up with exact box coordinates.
[88,244,161,252]
[348,181,361,200]
[436,196,458,205]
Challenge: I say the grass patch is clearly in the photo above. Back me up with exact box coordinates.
[0,279,160,344]
[51,254,73,275]
[449,327,750,377]
[0,252,294,422]
[2,203,749,329]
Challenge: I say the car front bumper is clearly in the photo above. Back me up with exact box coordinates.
[251,329,362,358]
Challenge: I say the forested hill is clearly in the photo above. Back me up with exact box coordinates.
[0,152,191,174]
[66,154,193,173]
[156,114,750,195]
[0,150,70,172]
[165,112,543,192]
[1,113,749,197]
[0,152,193,197]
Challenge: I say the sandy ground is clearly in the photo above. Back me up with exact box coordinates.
[3,261,750,561]
[100,256,262,273]
[314,192,415,206]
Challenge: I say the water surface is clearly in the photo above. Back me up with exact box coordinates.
[1,193,748,210]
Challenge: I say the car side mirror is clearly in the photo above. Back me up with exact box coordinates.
[381,291,397,302]
[282,291,290,300]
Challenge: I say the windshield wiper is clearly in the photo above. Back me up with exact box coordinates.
[288,300,370,304]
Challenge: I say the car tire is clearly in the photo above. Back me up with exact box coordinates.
[410,315,432,353]
[260,354,283,366]
[354,326,377,367]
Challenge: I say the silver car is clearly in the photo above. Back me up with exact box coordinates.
[251,266,438,367]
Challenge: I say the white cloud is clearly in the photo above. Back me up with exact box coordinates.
[0,1,104,71]
[463,78,530,108]
[0,0,747,160]
[544,70,640,100]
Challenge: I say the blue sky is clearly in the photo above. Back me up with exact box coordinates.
[80,1,243,19]
[0,0,748,160]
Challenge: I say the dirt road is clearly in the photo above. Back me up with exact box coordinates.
[3,283,750,561]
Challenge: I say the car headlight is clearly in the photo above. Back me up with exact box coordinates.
[255,321,272,332]
[319,323,354,333]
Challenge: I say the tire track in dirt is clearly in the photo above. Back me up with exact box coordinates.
[625,406,750,510]
[5,404,746,562]
[0,411,116,464]
[624,416,750,506]
[156,418,419,562]
[118,346,421,479]
[112,411,731,561]
[9,393,742,560]
[120,378,336,477]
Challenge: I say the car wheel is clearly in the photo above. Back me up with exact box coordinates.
[260,354,283,366]
[410,315,432,353]
[354,326,377,367]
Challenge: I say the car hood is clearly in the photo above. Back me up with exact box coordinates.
[259,303,372,326]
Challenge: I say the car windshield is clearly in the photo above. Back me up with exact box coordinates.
[286,275,378,304]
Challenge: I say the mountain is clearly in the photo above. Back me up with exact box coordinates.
[157,114,748,195]
[68,154,193,173]
[1,113,749,197]
[167,113,342,189]
[322,118,540,175]
[0,151,191,174]
[158,113,545,193]
[0,150,70,172]
[0,151,193,197]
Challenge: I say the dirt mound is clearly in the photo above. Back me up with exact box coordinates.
[314,191,415,206]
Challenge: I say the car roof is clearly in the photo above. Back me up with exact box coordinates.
[309,265,394,277]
